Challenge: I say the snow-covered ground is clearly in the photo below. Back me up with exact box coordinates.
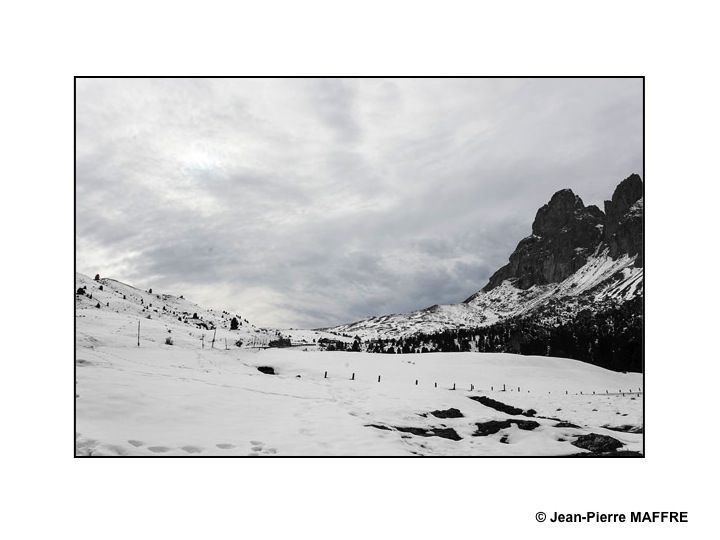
[76,276,643,456]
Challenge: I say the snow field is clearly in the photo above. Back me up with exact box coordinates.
[75,272,642,456]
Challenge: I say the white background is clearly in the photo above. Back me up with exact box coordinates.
[2,0,718,538]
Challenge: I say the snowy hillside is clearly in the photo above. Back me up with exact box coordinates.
[76,273,344,349]
[328,250,643,340]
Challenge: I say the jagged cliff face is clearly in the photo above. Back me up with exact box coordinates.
[482,174,643,292]
[483,190,605,291]
[604,173,644,265]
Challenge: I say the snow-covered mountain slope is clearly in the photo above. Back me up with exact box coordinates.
[76,272,350,350]
[327,250,643,340]
[464,249,643,323]
[326,175,643,341]
[76,272,257,330]
[76,272,268,347]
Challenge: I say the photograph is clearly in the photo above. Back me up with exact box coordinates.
[7,1,719,537]
[75,77,644,457]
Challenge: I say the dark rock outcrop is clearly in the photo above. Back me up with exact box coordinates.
[571,433,624,453]
[468,395,536,417]
[604,174,643,265]
[393,426,462,441]
[429,408,464,419]
[473,419,540,436]
[482,189,604,291]
[601,424,643,434]
[368,424,463,440]
[568,450,643,457]
[554,421,581,429]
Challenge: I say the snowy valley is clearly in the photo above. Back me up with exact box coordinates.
[76,269,642,457]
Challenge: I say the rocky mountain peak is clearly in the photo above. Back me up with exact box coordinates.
[531,189,587,236]
[604,173,643,265]
[482,187,605,292]
[480,174,644,292]
[604,173,643,219]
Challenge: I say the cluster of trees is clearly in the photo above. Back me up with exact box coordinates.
[318,337,348,351]
[268,335,292,348]
[364,298,643,372]
[316,337,364,351]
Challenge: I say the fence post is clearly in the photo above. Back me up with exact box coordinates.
[452,383,456,390]
[378,375,381,383]
[415,379,418,386]
[351,373,355,381]
[324,371,327,379]
[211,328,216,348]
[434,382,437,388]
[502,384,505,392]
[471,384,474,391]
[137,320,140,347]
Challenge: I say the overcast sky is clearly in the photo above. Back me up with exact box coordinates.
[76,78,642,328]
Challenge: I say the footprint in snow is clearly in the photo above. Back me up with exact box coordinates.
[249,441,278,455]
[216,443,236,449]
[181,445,203,454]
[127,440,144,447]
[148,446,171,453]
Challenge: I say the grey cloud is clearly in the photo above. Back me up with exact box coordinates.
[76,78,642,328]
